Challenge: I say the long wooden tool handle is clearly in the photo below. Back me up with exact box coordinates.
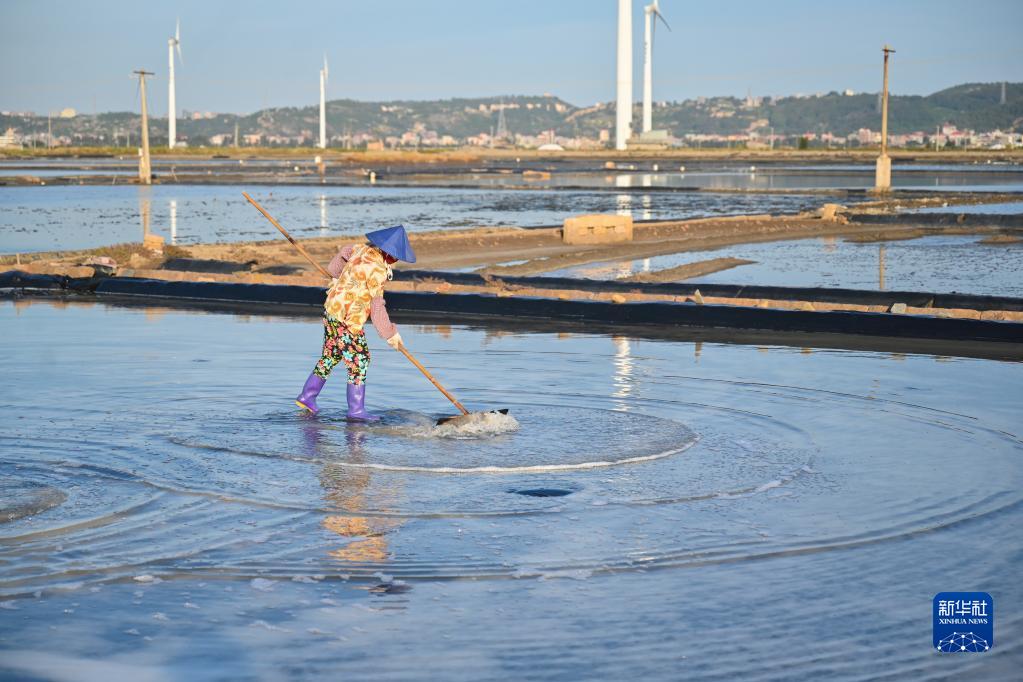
[398,346,470,416]
[242,191,332,280]
[243,190,470,416]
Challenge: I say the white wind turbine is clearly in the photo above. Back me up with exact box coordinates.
[615,0,633,150]
[319,55,328,149]
[168,19,182,148]
[642,0,670,134]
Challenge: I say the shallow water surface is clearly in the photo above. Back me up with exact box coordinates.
[437,165,1023,193]
[548,234,1023,296]
[0,184,824,254]
[0,300,1020,680]
[909,200,1023,215]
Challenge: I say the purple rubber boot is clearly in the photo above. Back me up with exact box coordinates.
[296,373,326,414]
[346,383,380,421]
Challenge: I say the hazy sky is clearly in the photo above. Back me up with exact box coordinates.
[2,0,1021,115]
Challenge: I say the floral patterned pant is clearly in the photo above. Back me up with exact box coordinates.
[313,315,370,385]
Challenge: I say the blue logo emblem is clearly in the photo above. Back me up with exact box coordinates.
[933,592,993,653]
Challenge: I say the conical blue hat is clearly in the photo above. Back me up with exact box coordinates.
[366,225,416,263]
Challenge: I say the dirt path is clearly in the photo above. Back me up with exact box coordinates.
[620,257,756,283]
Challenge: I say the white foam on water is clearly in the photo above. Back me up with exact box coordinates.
[432,411,521,439]
[369,410,520,441]
[539,569,593,581]
[249,578,277,592]
[338,442,697,474]
[251,619,291,633]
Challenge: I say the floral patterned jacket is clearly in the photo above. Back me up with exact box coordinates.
[323,244,397,338]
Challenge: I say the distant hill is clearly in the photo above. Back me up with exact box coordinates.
[3,83,1020,147]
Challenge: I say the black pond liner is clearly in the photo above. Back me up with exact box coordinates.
[3,271,1022,345]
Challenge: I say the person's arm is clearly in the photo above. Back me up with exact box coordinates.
[327,245,355,278]
[369,296,402,347]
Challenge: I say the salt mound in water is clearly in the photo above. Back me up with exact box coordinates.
[431,411,520,439]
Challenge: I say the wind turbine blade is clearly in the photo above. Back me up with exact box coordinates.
[655,10,671,31]
[173,19,182,63]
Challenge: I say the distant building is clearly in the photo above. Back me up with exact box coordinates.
[59,108,76,118]
[857,128,879,145]
[0,128,22,148]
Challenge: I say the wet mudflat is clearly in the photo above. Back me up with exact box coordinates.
[547,234,1023,297]
[400,164,1023,193]
[0,184,826,254]
[1,299,1020,680]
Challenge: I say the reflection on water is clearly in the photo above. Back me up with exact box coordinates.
[878,244,886,290]
[318,194,328,236]
[138,188,151,242]
[611,336,634,408]
[313,427,402,565]
[169,198,178,245]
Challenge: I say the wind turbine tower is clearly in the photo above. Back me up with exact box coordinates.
[616,0,633,150]
[642,0,670,134]
[168,20,182,148]
[319,55,329,149]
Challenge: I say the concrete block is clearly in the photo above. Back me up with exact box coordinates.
[143,233,165,253]
[874,154,892,191]
[818,204,845,221]
[889,302,907,314]
[562,214,633,245]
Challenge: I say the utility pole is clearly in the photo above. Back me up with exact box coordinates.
[47,112,52,149]
[134,70,154,185]
[874,45,894,192]
[615,0,633,151]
